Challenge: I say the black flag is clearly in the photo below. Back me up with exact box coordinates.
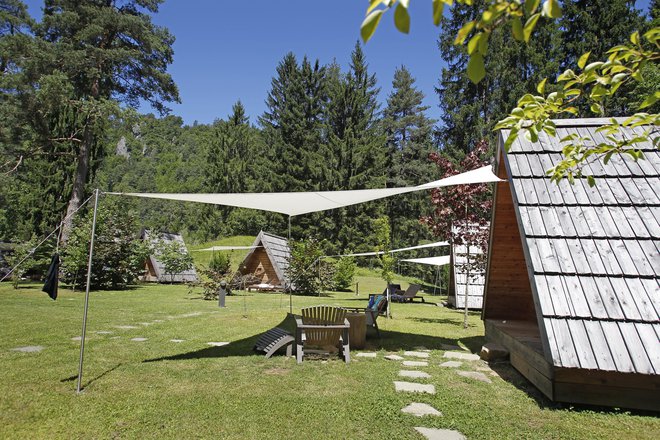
[42,253,60,300]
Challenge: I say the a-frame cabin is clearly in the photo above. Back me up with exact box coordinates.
[236,231,290,289]
[483,118,659,411]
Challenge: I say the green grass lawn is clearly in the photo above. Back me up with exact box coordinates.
[0,279,657,439]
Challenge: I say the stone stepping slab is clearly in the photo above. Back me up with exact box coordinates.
[404,351,430,358]
[115,325,138,330]
[385,354,404,361]
[71,336,82,341]
[414,427,466,440]
[456,370,492,383]
[356,352,377,358]
[401,402,442,417]
[207,342,230,347]
[10,346,44,353]
[96,331,113,335]
[439,361,463,368]
[131,337,148,342]
[394,381,435,394]
[403,360,428,367]
[443,351,480,361]
[399,370,431,379]
[170,339,185,343]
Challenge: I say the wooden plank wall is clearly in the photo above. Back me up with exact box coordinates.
[483,150,536,321]
[244,249,280,285]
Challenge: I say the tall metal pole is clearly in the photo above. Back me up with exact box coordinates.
[288,215,292,314]
[76,189,100,394]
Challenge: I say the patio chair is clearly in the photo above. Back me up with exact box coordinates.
[295,306,350,364]
[344,294,388,338]
[391,284,424,303]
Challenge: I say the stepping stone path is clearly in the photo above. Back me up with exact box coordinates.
[170,339,185,343]
[399,370,431,379]
[414,427,466,440]
[10,345,44,353]
[401,403,442,417]
[439,361,463,368]
[385,354,404,361]
[456,370,492,383]
[131,337,148,342]
[402,360,428,367]
[404,351,430,358]
[443,351,480,361]
[394,381,435,394]
[356,352,377,358]
[207,342,229,347]
[115,325,138,330]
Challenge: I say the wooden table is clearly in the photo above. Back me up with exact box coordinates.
[346,313,366,349]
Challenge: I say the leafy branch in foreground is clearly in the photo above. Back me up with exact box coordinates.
[362,0,561,83]
[495,28,660,184]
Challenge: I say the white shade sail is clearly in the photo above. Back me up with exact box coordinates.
[107,165,500,217]
[193,245,261,252]
[401,256,451,267]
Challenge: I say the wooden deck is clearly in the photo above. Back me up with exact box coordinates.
[486,319,660,411]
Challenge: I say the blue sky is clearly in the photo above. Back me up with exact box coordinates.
[23,0,653,127]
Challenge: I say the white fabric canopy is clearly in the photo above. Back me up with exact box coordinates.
[107,165,500,217]
[326,241,449,258]
[401,255,451,266]
[193,245,260,252]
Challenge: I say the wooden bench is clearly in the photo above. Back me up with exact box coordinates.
[254,327,295,358]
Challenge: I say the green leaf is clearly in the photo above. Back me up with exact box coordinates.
[511,17,524,41]
[361,10,384,43]
[523,13,540,43]
[639,91,660,109]
[467,33,482,55]
[467,53,486,84]
[542,0,562,19]
[536,78,547,94]
[587,176,596,187]
[525,0,540,16]
[590,103,603,114]
[577,52,590,70]
[630,31,640,45]
[367,0,387,14]
[432,0,444,26]
[455,21,475,45]
[394,3,410,34]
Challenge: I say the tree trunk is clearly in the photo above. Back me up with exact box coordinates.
[60,126,92,245]
[464,245,470,329]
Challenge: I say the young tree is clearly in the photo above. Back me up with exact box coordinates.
[154,239,194,284]
[333,256,356,291]
[373,216,395,317]
[286,238,325,296]
[422,140,492,328]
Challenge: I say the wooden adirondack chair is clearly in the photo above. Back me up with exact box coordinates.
[295,306,350,364]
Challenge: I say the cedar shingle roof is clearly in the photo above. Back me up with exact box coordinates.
[501,118,660,375]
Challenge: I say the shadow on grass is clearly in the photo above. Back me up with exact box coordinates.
[142,312,486,363]
[60,363,123,390]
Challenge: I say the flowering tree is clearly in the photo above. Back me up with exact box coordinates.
[422,140,493,328]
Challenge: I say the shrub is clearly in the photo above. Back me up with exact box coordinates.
[209,252,231,275]
[332,256,356,291]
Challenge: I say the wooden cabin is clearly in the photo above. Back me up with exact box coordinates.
[483,118,659,411]
[448,224,487,310]
[141,230,198,283]
[236,231,290,290]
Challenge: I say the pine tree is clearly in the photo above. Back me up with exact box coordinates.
[436,0,562,156]
[326,42,387,251]
[381,66,436,250]
[559,0,646,116]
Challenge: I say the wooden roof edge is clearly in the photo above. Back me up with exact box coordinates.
[542,315,660,325]
[549,117,635,127]
[490,136,557,365]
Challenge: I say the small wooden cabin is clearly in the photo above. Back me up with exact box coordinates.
[141,230,198,283]
[236,231,290,289]
[448,224,487,310]
[484,118,659,411]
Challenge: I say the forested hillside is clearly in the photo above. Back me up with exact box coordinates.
[1,0,655,255]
